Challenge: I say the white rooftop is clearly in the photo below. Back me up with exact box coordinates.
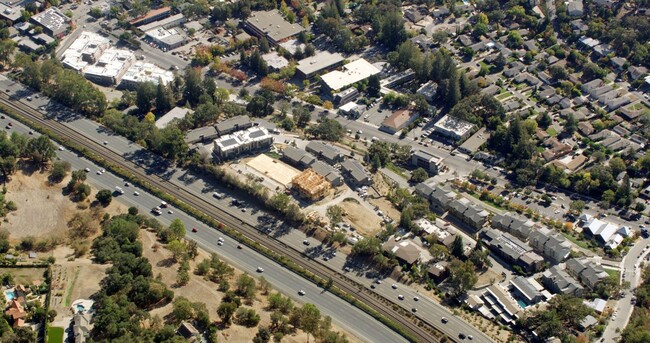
[214,127,272,152]
[83,47,134,79]
[121,61,174,86]
[320,58,381,91]
[262,52,289,70]
[296,50,345,76]
[434,114,475,136]
[60,31,110,71]
[339,102,359,112]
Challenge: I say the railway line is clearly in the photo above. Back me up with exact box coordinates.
[0,93,444,343]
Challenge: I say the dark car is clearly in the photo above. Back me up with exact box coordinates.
[191,228,198,233]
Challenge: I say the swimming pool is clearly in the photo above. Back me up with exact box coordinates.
[4,290,15,301]
[76,304,85,313]
[517,299,528,309]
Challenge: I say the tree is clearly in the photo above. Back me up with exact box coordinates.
[260,37,270,53]
[297,303,321,342]
[549,65,569,80]
[326,205,344,226]
[26,135,55,166]
[448,258,477,297]
[96,189,113,206]
[409,168,429,183]
[167,240,187,263]
[217,301,238,326]
[570,200,586,214]
[563,113,577,135]
[451,236,464,258]
[235,307,261,327]
[136,81,157,113]
[236,273,256,301]
[184,68,204,107]
[537,112,552,129]
[609,157,626,177]
[49,160,70,183]
[155,81,174,114]
[293,106,311,128]
[247,95,274,117]
[172,297,194,321]
[253,326,272,343]
[0,39,16,66]
[168,219,186,242]
[307,119,345,141]
[367,75,380,98]
[379,12,407,50]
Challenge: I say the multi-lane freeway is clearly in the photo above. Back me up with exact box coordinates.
[0,75,495,342]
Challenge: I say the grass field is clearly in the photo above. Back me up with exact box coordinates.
[604,268,620,281]
[495,92,513,100]
[48,327,64,343]
[562,232,590,249]
[547,127,558,136]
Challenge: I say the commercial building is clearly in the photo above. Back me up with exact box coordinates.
[296,51,345,79]
[244,10,305,45]
[380,69,416,88]
[417,81,438,103]
[262,52,289,71]
[433,115,476,141]
[333,88,359,105]
[0,4,22,24]
[30,8,71,38]
[155,107,193,129]
[320,59,381,92]
[480,285,521,324]
[83,48,135,86]
[130,6,172,27]
[411,150,441,175]
[310,161,343,186]
[212,127,273,160]
[380,109,419,134]
[119,61,174,89]
[60,32,111,71]
[145,27,187,50]
[508,276,546,306]
[138,13,186,32]
[291,168,331,200]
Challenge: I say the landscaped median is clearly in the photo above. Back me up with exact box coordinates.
[1,104,433,343]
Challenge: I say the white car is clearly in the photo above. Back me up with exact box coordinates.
[218,237,224,242]
[96,170,103,175]
[134,191,140,196]
[392,284,398,289]
[256,267,264,273]
[84,167,90,172]
[100,168,105,173]
[413,296,419,301]
[58,146,65,151]
[167,210,173,214]
[298,290,305,296]
[398,294,404,300]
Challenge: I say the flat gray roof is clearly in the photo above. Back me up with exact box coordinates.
[296,51,345,76]
[245,10,305,42]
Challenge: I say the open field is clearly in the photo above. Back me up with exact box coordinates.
[140,230,360,342]
[0,267,47,285]
[339,198,382,237]
[3,168,78,240]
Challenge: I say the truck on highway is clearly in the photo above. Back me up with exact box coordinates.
[115,186,124,194]
[160,201,168,208]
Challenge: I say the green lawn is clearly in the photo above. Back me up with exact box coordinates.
[264,151,282,159]
[48,327,64,343]
[562,232,590,249]
[604,268,620,281]
[385,163,408,179]
[629,102,650,111]
[495,92,512,100]
[546,127,558,136]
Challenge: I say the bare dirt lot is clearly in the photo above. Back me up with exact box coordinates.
[140,230,360,343]
[3,168,78,240]
[339,198,382,237]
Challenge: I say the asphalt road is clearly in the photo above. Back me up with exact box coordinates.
[0,110,407,343]
[0,76,495,342]
[602,236,650,342]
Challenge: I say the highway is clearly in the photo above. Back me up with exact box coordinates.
[0,99,407,343]
[0,75,495,342]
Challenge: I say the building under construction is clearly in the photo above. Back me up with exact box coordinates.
[291,169,331,201]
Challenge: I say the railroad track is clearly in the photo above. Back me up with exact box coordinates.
[0,93,442,343]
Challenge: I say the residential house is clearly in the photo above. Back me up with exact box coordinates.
[310,161,343,187]
[579,214,627,249]
[382,237,431,266]
[340,159,372,186]
[429,185,456,212]
[4,300,26,327]
[404,7,428,23]
[73,312,93,343]
[565,258,609,290]
[177,322,200,341]
[528,227,572,263]
[491,212,535,240]
[449,198,489,230]
[628,66,648,81]
[509,276,545,306]
[282,146,317,168]
[481,285,521,324]
[480,228,544,273]
[216,115,252,137]
[379,109,419,134]
[427,261,449,283]
[567,0,584,16]
[542,265,584,296]
[305,141,343,165]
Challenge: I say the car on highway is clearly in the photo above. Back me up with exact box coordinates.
[411,308,417,312]
[298,290,305,296]
[134,191,140,196]
[59,146,65,151]
[26,96,32,101]
[459,333,466,339]
[191,227,198,232]
[167,210,173,214]
[343,267,351,272]
[213,192,224,199]
[115,186,124,194]
[160,201,168,208]
[303,239,310,246]
[413,296,419,301]
[256,267,264,273]
[468,335,473,340]
[96,170,103,175]
[103,141,108,145]
[397,294,404,300]
[441,317,448,323]
[152,207,162,215]
[28,130,33,135]
[391,284,397,289]
[84,168,90,172]
[237,244,243,249]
